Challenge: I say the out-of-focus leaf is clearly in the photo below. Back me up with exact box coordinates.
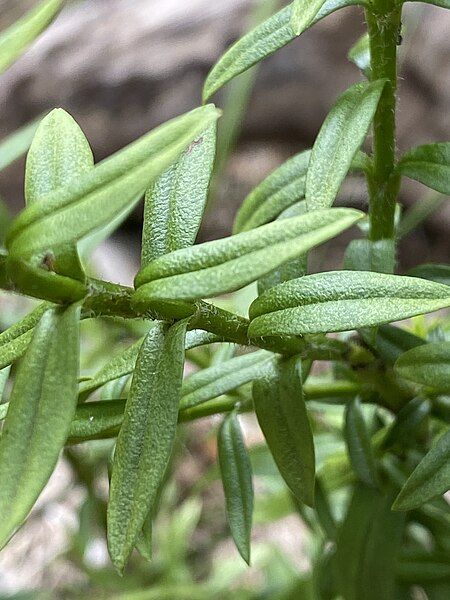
[397,193,445,239]
[348,33,371,76]
[398,143,450,194]
[395,342,450,393]
[0,303,80,548]
[345,398,379,487]
[361,323,425,365]
[107,319,187,573]
[381,397,431,450]
[0,117,41,172]
[132,208,362,307]
[253,357,315,506]
[0,0,64,74]
[393,429,450,511]
[305,80,385,210]
[408,264,450,287]
[218,411,254,564]
[344,238,395,274]
[248,271,450,337]
[141,123,216,267]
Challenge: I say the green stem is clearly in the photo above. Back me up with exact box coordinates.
[366,1,402,243]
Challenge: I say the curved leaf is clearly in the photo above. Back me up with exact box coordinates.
[107,319,188,573]
[0,0,63,75]
[6,105,220,259]
[253,357,315,506]
[291,0,327,35]
[408,264,450,287]
[202,0,363,102]
[348,33,371,76]
[0,303,80,548]
[305,80,385,210]
[218,411,254,564]
[132,208,362,306]
[141,123,216,267]
[395,342,450,393]
[393,429,450,511]
[248,271,450,337]
[381,397,431,450]
[398,142,450,194]
[345,398,379,487]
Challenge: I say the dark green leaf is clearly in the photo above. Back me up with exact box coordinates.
[408,264,450,287]
[305,80,385,210]
[107,319,187,573]
[248,271,450,337]
[253,357,315,506]
[202,0,363,102]
[0,303,80,548]
[141,123,216,267]
[381,397,431,450]
[362,323,425,365]
[393,429,450,511]
[218,411,254,564]
[398,142,450,194]
[0,0,63,74]
[395,342,450,393]
[345,398,379,487]
[132,208,362,306]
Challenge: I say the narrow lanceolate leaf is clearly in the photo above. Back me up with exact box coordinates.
[305,80,385,210]
[218,411,254,564]
[348,33,371,77]
[79,329,220,399]
[381,397,431,450]
[233,150,310,233]
[0,0,63,74]
[393,429,450,511]
[395,342,450,393]
[253,357,315,506]
[24,108,94,279]
[0,117,41,173]
[335,484,405,600]
[132,208,362,307]
[408,263,450,287]
[107,320,187,573]
[291,0,327,35]
[202,0,362,102]
[248,271,450,338]
[0,303,80,549]
[398,142,450,195]
[345,398,378,487]
[6,105,220,259]
[141,123,216,268]
[180,351,274,411]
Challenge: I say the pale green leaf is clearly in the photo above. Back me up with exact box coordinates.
[0,0,64,75]
[0,117,41,172]
[0,303,80,549]
[218,411,254,564]
[248,271,450,337]
[398,142,450,195]
[291,0,327,35]
[132,208,362,307]
[348,33,371,76]
[305,80,385,210]
[395,342,450,393]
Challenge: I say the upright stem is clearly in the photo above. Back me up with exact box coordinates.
[366,1,402,243]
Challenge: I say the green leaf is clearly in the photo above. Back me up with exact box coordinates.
[0,303,80,548]
[6,105,220,260]
[180,351,274,411]
[397,192,445,240]
[0,0,64,75]
[218,411,254,564]
[362,323,425,365]
[79,329,220,400]
[132,207,362,306]
[25,108,94,279]
[233,150,310,233]
[0,117,41,172]
[393,429,450,511]
[291,0,327,35]
[305,80,385,210]
[408,264,450,287]
[248,271,450,337]
[141,123,216,267]
[381,397,431,450]
[344,398,379,487]
[202,0,363,102]
[253,357,315,506]
[344,238,395,273]
[395,342,450,393]
[398,142,450,194]
[334,484,405,600]
[409,0,449,9]
[107,319,188,573]
[348,33,371,77]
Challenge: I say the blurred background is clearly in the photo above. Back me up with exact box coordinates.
[0,0,448,597]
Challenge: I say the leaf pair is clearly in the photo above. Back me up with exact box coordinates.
[0,303,80,549]
[248,271,450,337]
[133,208,362,307]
